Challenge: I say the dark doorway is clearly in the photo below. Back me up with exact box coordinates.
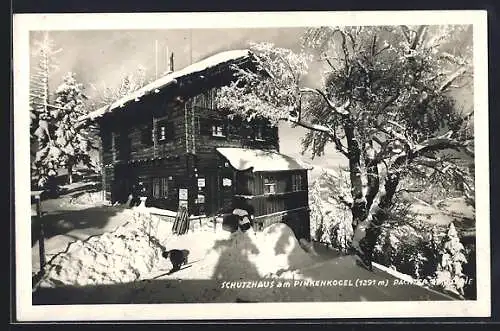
[207,173,221,215]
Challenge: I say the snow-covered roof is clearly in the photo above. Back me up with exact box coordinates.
[80,49,252,122]
[216,148,312,172]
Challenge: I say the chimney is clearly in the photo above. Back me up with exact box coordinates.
[169,52,175,72]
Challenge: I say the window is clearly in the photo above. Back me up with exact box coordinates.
[101,133,112,152]
[212,124,225,137]
[292,174,302,191]
[156,119,174,143]
[211,120,227,137]
[152,178,160,198]
[152,177,169,198]
[264,177,277,195]
[254,125,264,141]
[140,124,153,146]
[115,131,131,160]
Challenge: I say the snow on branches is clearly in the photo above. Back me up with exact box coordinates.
[32,70,95,188]
[213,26,473,264]
[52,72,95,184]
[216,42,314,126]
[435,222,468,296]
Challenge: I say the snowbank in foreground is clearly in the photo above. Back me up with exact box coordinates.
[37,210,317,289]
[38,222,163,288]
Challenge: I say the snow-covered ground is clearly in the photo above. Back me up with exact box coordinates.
[31,193,130,274]
[33,206,452,304]
[408,196,475,226]
[31,173,463,304]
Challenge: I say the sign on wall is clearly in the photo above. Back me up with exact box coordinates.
[196,194,205,204]
[222,178,232,187]
[197,178,205,188]
[179,188,188,200]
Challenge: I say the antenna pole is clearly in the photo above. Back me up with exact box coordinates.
[155,39,158,79]
[166,45,169,73]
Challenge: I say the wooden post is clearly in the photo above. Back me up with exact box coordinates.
[32,191,45,274]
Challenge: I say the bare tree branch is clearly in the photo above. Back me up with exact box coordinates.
[335,29,351,76]
[374,43,391,57]
[391,130,467,170]
[439,67,468,92]
[400,26,412,44]
[282,114,349,158]
[378,92,400,112]
[321,53,337,71]
[396,188,424,194]
[440,52,468,66]
[300,87,350,116]
[280,116,333,135]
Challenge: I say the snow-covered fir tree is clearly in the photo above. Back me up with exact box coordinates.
[309,178,325,242]
[53,72,95,184]
[435,222,468,296]
[309,169,353,251]
[30,32,62,188]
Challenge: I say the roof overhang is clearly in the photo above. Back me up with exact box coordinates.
[216,148,312,173]
[77,49,256,126]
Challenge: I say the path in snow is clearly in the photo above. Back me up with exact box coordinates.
[32,194,131,274]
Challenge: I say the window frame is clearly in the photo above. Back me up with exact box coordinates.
[291,173,302,192]
[211,119,227,138]
[156,119,174,143]
[254,125,265,141]
[140,124,154,147]
[152,177,169,199]
[101,132,112,152]
[263,176,277,195]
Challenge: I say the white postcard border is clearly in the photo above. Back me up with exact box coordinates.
[13,10,491,321]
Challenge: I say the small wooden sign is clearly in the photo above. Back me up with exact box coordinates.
[196,194,205,204]
[179,188,188,200]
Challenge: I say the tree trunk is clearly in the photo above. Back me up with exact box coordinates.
[364,142,380,212]
[344,121,366,229]
[360,171,400,262]
[67,163,73,185]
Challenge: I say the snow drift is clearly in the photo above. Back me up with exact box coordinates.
[38,222,163,288]
[177,222,317,280]
[36,207,317,290]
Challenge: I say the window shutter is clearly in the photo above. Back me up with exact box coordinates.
[241,123,252,139]
[152,178,160,198]
[101,132,112,152]
[200,118,212,135]
[161,177,169,197]
[222,120,229,136]
[155,122,162,142]
[141,125,153,146]
[166,122,175,141]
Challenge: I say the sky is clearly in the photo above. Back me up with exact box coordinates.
[29,26,473,173]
